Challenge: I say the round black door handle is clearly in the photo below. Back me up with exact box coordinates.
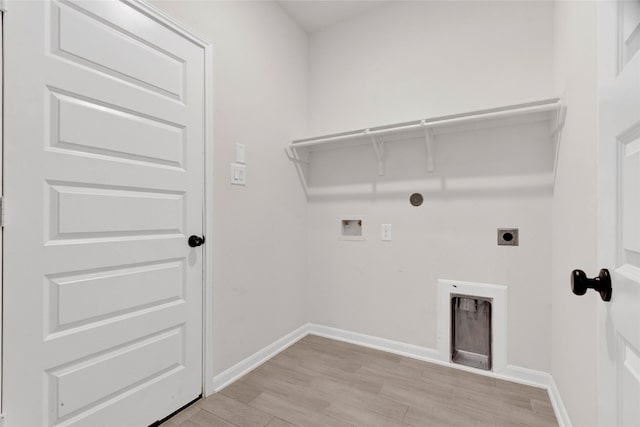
[188,235,205,248]
[571,268,612,302]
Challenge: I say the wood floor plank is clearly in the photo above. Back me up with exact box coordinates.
[531,397,555,416]
[198,393,274,427]
[453,385,534,414]
[420,363,497,391]
[178,409,237,427]
[284,343,363,373]
[495,378,550,400]
[324,401,405,427]
[301,336,404,365]
[163,335,559,427]
[287,357,384,395]
[220,380,263,404]
[178,420,208,427]
[253,359,314,385]
[307,373,409,422]
[265,417,296,427]
[161,404,201,427]
[249,351,408,423]
[243,371,332,414]
[495,406,559,427]
[355,356,425,383]
[380,379,455,408]
[404,403,495,427]
[249,391,352,427]
[356,364,425,390]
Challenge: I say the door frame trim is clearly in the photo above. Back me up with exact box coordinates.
[203,29,215,398]
[0,7,4,417]
[123,0,216,397]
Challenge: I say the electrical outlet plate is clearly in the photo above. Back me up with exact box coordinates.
[497,228,519,246]
[381,224,392,241]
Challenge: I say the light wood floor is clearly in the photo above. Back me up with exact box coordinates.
[163,335,558,427]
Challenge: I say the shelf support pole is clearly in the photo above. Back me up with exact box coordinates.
[421,120,435,173]
[367,129,385,176]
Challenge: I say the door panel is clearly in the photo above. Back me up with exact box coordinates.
[3,1,205,425]
[52,91,186,168]
[49,184,184,238]
[48,259,185,333]
[52,2,185,99]
[598,1,640,426]
[50,327,184,419]
[618,337,640,426]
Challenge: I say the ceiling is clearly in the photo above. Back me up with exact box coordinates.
[276,1,391,33]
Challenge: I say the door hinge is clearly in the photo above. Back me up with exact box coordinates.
[0,413,6,427]
[0,197,5,228]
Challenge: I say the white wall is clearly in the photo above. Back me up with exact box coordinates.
[148,6,600,418]
[551,2,599,425]
[152,1,309,376]
[309,1,555,135]
[306,1,556,372]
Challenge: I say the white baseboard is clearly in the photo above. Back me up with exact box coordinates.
[210,323,309,392]
[498,365,555,389]
[209,323,571,427]
[308,323,440,361]
[546,376,572,427]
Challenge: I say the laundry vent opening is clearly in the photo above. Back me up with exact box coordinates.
[451,295,492,370]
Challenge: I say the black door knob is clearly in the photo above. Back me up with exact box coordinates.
[188,235,205,248]
[571,268,612,302]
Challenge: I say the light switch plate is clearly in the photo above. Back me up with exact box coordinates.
[381,224,392,241]
[231,164,246,185]
[236,143,246,164]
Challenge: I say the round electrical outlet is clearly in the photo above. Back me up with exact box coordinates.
[497,228,519,246]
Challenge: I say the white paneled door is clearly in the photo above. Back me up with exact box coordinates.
[598,1,640,426]
[3,1,206,425]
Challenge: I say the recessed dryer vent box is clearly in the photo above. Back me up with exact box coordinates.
[340,217,364,240]
[451,295,492,371]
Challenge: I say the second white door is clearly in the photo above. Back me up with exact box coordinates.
[598,1,640,426]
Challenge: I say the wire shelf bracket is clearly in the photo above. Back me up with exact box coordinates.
[286,98,566,183]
